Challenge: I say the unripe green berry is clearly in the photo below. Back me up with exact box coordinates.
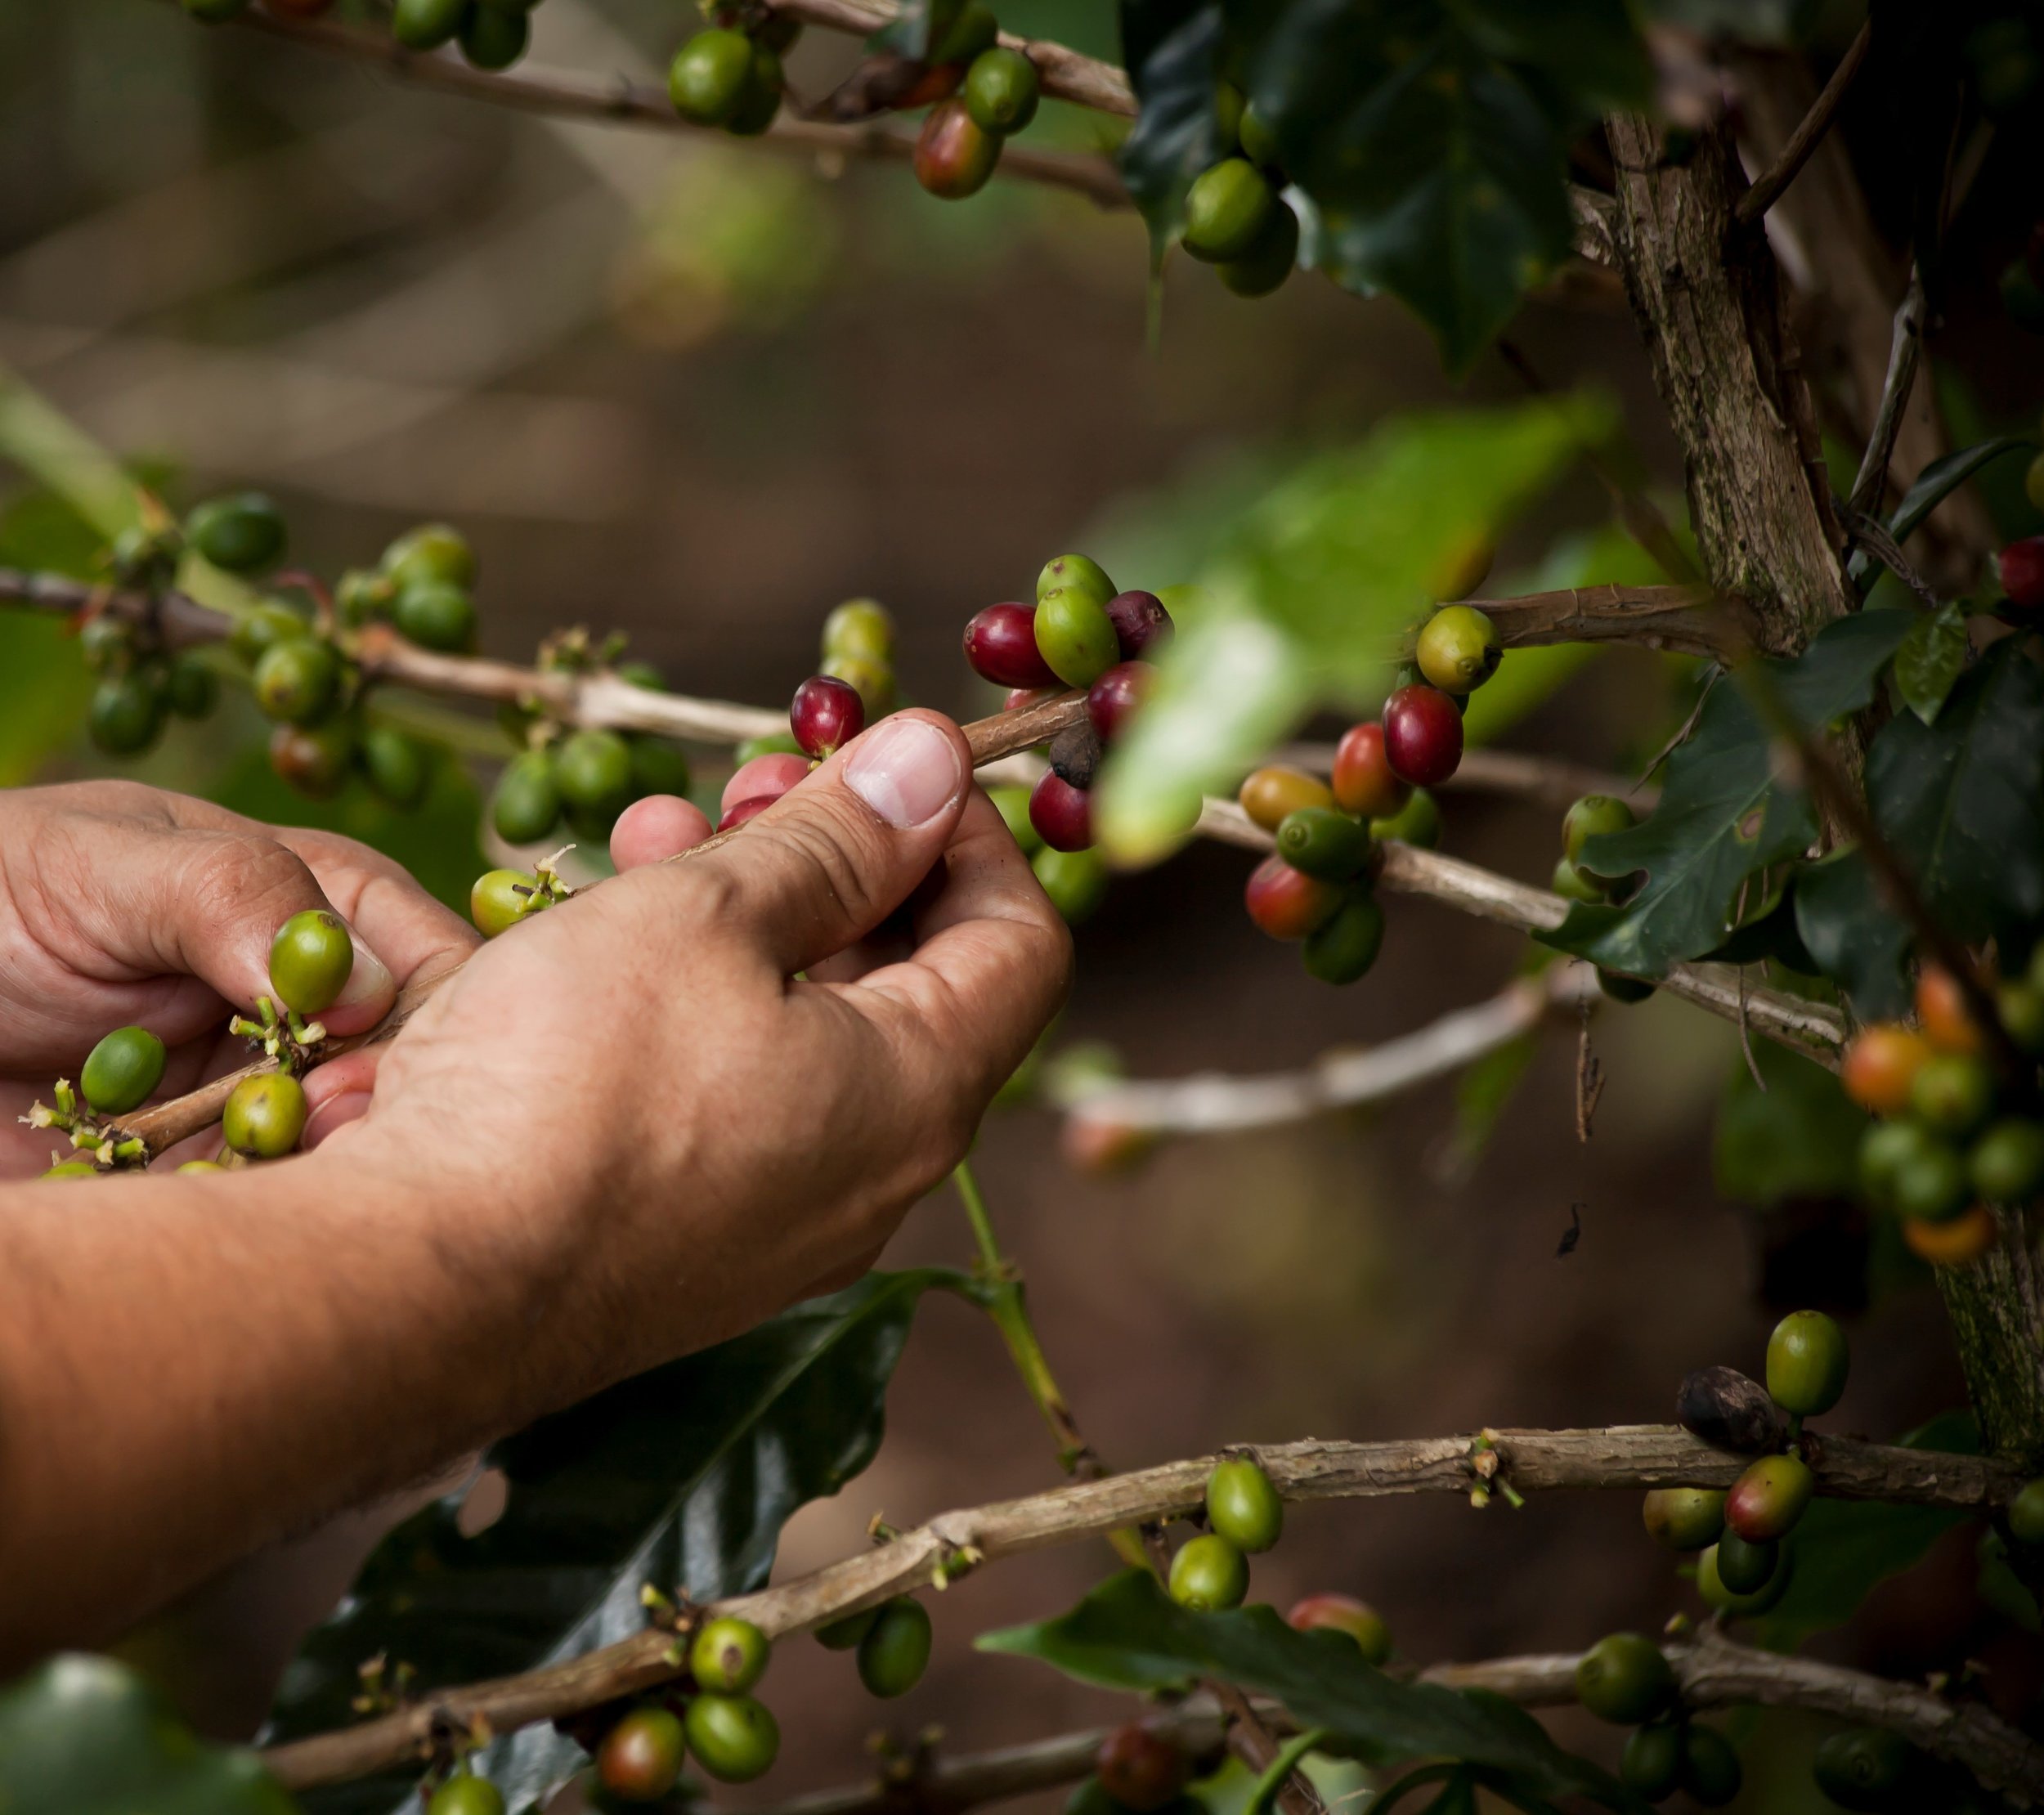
[1370,787,1439,849]
[989,785,1044,855]
[813,1607,880,1650]
[42,1160,100,1180]
[1562,794,1636,864]
[1573,1632,1674,1725]
[1204,1457,1283,1553]
[554,728,635,822]
[1182,159,1274,262]
[383,522,476,591]
[1302,889,1384,986]
[459,3,527,69]
[1238,101,1280,168]
[1167,1534,1248,1611]
[222,1072,308,1159]
[1712,1527,1778,1595]
[1034,586,1120,688]
[684,1693,778,1784]
[964,47,1040,134]
[1812,1728,1912,1810]
[269,909,355,1015]
[630,736,693,800]
[393,580,477,653]
[1275,807,1369,881]
[253,637,341,726]
[1620,1722,1684,1801]
[361,724,432,809]
[1033,846,1109,923]
[186,491,286,573]
[1765,1309,1849,1418]
[855,1597,932,1699]
[165,654,219,719]
[471,868,541,939]
[822,598,895,664]
[1679,1724,1741,1808]
[1911,1051,1996,1138]
[1640,1487,1724,1552]
[2009,1477,2044,1546]
[1217,202,1298,299]
[427,1776,507,1815]
[228,602,312,668]
[492,751,563,846]
[1697,1540,1790,1616]
[1037,555,1115,607]
[88,673,164,756]
[392,0,468,52]
[690,1616,769,1694]
[1414,606,1500,695]
[81,1025,168,1117]
[176,1160,225,1175]
[1551,856,1607,903]
[1970,1118,2044,1204]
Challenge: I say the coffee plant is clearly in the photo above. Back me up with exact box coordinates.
[2,1,2044,1813]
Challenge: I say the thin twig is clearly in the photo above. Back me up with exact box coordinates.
[1733,20,1874,227]
[256,1424,2028,1793]
[1846,262,1925,517]
[1472,581,1741,662]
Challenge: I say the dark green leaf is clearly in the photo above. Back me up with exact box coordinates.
[1866,639,2044,948]
[1848,435,2033,590]
[1118,0,1227,253]
[1713,1037,1863,1208]
[1755,1414,1979,1651]
[1891,603,1969,724]
[978,1571,1642,1812]
[1792,846,1912,1020]
[269,1270,967,1815]
[0,487,96,783]
[0,1654,298,1814]
[1978,1532,2042,1634]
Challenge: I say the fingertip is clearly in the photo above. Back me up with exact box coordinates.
[612,795,715,871]
[303,1089,371,1150]
[303,1046,381,1113]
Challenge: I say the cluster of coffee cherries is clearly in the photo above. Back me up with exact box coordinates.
[1842,954,2044,1269]
[666,6,798,140]
[906,9,1043,202]
[1178,83,1300,299]
[1573,1633,1741,1807]
[179,0,541,72]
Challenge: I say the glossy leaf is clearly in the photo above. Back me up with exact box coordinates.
[1548,611,1913,975]
[1847,435,2033,591]
[1866,639,2044,948]
[1118,0,1228,252]
[978,1571,1640,1811]
[269,1270,968,1815]
[1792,845,1912,1020]
[1713,1036,1863,1209]
[0,1654,298,1815]
[1890,603,1969,724]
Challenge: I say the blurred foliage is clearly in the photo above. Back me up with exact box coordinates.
[1713,1038,1864,1209]
[0,488,97,785]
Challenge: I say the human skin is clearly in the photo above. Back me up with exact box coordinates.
[0,710,1069,1665]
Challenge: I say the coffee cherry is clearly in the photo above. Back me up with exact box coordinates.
[1217,200,1298,298]
[1680,1725,1741,1808]
[1766,1310,1849,1418]
[1415,606,1500,695]
[1238,100,1280,168]
[1096,1725,1186,1812]
[986,784,1043,855]
[1910,1051,1995,1138]
[1677,1365,1790,1453]
[1087,662,1152,742]
[1970,1118,2044,1203]
[667,26,752,123]
[1915,965,1982,1055]
[176,1160,224,1175]
[472,868,540,939]
[81,1026,168,1116]
[384,522,476,591]
[1725,1453,1814,1542]
[964,603,1059,688]
[627,737,691,802]
[930,0,997,62]
[1205,1457,1283,1553]
[1239,765,1334,831]
[1574,1633,1674,1725]
[42,1161,100,1181]
[1104,590,1172,658]
[723,41,785,137]
[916,99,1001,199]
[1033,846,1109,923]
[393,580,477,653]
[1640,1487,1724,1552]
[426,1775,506,1815]
[1182,159,1274,262]
[1621,1722,1684,1802]
[1598,969,1655,1004]
[855,1597,932,1698]
[459,5,529,69]
[964,46,1040,133]
[89,673,164,756]
[1999,536,2044,611]
[813,1607,880,1650]
[1697,1539,1789,1616]
[2009,1477,2044,1545]
[823,598,894,664]
[253,637,341,725]
[1560,794,1634,865]
[1029,772,1092,853]
[223,1072,308,1158]
[734,731,803,765]
[268,909,355,1017]
[1381,684,1463,786]
[165,655,219,720]
[790,674,866,760]
[229,601,312,667]
[690,1616,769,1694]
[1038,555,1115,607]
[1168,1533,1248,1611]
[1551,858,1605,904]
[351,724,425,809]
[1303,889,1384,985]
[1065,1781,1120,1815]
[1049,723,1105,791]
[1890,1132,1970,1223]
[1329,724,1407,819]
[271,720,356,798]
[1713,1527,1779,1595]
[1285,1593,1391,1664]
[1244,854,1342,941]
[555,728,635,824]
[80,616,136,674]
[1999,979,2044,1055]
[1841,1024,1932,1117]
[1035,587,1121,688]
[1903,1203,1997,1266]
[186,491,285,573]
[599,1704,688,1800]
[1812,1729,1911,1810]
[1275,807,1369,882]
[392,0,467,50]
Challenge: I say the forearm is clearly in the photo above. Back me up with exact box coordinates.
[0,1144,576,1666]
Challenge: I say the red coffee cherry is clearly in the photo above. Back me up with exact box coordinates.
[1381,683,1464,786]
[1087,661,1152,742]
[914,97,1001,199]
[1104,589,1173,657]
[721,751,809,818]
[598,1705,687,1802]
[1096,1723,1188,1813]
[1029,771,1093,852]
[719,795,777,831]
[1244,854,1342,940]
[1999,536,2044,610]
[791,674,866,759]
[1004,686,1053,711]
[1331,722,1410,820]
[964,603,1059,688]
[1287,1593,1392,1665]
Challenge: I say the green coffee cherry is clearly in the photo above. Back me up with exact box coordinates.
[1910,1052,1996,1138]
[690,1616,769,1694]
[186,491,286,573]
[1033,846,1109,923]
[1811,1728,1911,1810]
[822,599,894,664]
[1997,980,2044,1055]
[459,3,528,69]
[42,1160,100,1180]
[735,731,804,764]
[1640,1487,1724,1552]
[269,909,355,1016]
[555,728,635,822]
[1970,1118,2044,1203]
[1620,1722,1684,1802]
[1551,856,1607,903]
[80,616,135,674]
[228,602,311,667]
[989,785,1044,855]
[1765,1309,1849,1418]
[253,637,341,725]
[684,1693,778,1784]
[2008,1477,2044,1545]
[426,1775,507,1815]
[1182,159,1274,262]
[1679,1724,1741,1808]
[819,652,894,719]
[361,724,431,809]
[813,1607,880,1651]
[471,868,541,939]
[175,1160,224,1175]
[630,737,692,800]
[1167,1534,1248,1611]
[1302,890,1384,985]
[271,719,356,799]
[1037,555,1115,607]
[392,0,468,52]
[222,1072,309,1158]
[1238,101,1280,168]
[1893,1133,1970,1223]
[81,1026,168,1116]
[1371,787,1439,849]
[1414,607,1500,695]
[1205,1457,1283,1553]
[1712,1528,1778,1595]
[337,568,395,625]
[493,751,563,845]
[165,654,218,719]
[88,673,164,756]
[393,580,477,653]
[670,28,756,124]
[930,0,997,63]
[1572,1633,1674,1725]
[965,47,1040,134]
[383,522,476,591]
[725,43,784,136]
[1598,969,1656,1004]
[1275,807,1369,881]
[1697,1540,1789,1616]
[1562,794,1636,864]
[1217,202,1298,298]
[855,1597,932,1698]
[1034,586,1120,688]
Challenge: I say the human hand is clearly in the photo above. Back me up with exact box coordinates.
[0,780,475,1175]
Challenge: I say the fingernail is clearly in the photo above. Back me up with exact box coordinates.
[333,934,395,1010]
[842,717,964,829]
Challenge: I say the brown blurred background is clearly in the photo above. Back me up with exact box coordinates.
[0,3,2033,1810]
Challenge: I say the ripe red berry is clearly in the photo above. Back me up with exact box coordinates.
[914,97,1000,199]
[2000,536,2044,611]
[1004,686,1053,712]
[1330,722,1409,819]
[720,751,809,818]
[1029,770,1092,852]
[1087,661,1152,742]
[1096,1724,1188,1813]
[1104,589,1172,657]
[1381,684,1464,786]
[791,674,866,759]
[719,795,776,831]
[965,603,1060,688]
[1244,854,1342,940]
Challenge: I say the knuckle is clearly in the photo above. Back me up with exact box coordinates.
[192,832,320,922]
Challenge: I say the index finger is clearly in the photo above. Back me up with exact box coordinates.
[275,827,480,993]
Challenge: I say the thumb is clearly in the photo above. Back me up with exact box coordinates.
[686,710,972,978]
